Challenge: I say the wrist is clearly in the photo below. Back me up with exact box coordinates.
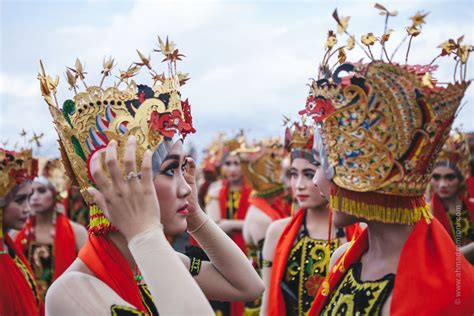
[123,222,163,243]
[186,211,208,233]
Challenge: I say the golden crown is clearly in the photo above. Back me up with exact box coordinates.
[236,137,285,197]
[38,36,195,234]
[283,116,314,155]
[437,130,471,180]
[0,148,37,200]
[299,4,471,224]
[36,157,71,199]
[202,132,246,172]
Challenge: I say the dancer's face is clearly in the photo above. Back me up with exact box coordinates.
[222,155,242,183]
[431,165,460,200]
[3,183,31,231]
[311,141,359,228]
[154,141,192,235]
[29,182,55,214]
[290,158,327,210]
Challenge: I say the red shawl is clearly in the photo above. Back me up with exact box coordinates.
[1,234,41,316]
[219,179,252,254]
[15,212,77,281]
[78,234,147,313]
[249,195,289,221]
[431,193,474,240]
[309,218,474,315]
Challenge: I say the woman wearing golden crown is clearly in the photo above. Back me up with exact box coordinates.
[1,148,42,315]
[14,158,87,301]
[431,131,474,262]
[204,133,252,316]
[260,118,362,316]
[234,139,291,315]
[39,36,263,315]
[302,6,474,315]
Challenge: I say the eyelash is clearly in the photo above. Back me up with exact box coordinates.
[14,195,27,204]
[311,161,321,167]
[161,161,188,177]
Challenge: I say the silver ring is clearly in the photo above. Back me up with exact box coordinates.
[126,171,141,181]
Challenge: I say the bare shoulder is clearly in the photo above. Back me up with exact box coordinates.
[69,220,87,234]
[207,181,223,197]
[46,271,132,315]
[69,220,88,249]
[328,242,352,272]
[262,217,292,259]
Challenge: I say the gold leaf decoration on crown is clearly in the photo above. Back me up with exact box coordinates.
[37,157,71,199]
[38,36,196,234]
[283,115,314,154]
[436,130,471,180]
[201,131,246,173]
[0,148,37,199]
[236,137,285,197]
[299,4,471,225]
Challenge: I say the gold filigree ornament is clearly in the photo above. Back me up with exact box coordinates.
[38,36,196,234]
[299,4,471,225]
[436,130,471,181]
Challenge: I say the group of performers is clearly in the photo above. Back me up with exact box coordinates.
[1,3,474,315]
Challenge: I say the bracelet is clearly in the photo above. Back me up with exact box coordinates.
[262,259,273,268]
[187,216,210,234]
[189,257,202,276]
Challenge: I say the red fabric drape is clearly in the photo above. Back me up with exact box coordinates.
[1,235,41,316]
[309,219,474,315]
[268,208,306,316]
[249,196,289,221]
[15,212,77,281]
[219,179,252,254]
[78,234,147,313]
[431,193,474,240]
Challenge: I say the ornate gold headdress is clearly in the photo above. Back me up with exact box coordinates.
[38,36,196,234]
[0,149,37,201]
[436,130,471,181]
[236,137,285,198]
[201,131,246,173]
[299,4,471,225]
[283,115,314,162]
[36,157,71,199]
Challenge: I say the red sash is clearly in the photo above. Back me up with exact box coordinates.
[78,234,147,313]
[1,234,41,316]
[431,193,474,240]
[15,212,77,280]
[309,219,474,315]
[249,196,289,221]
[219,179,252,254]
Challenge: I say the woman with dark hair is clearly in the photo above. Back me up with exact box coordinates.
[260,119,361,316]
[431,131,474,262]
[14,161,87,300]
[40,37,263,315]
[0,148,42,315]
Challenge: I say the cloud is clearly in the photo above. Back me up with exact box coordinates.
[1,0,473,159]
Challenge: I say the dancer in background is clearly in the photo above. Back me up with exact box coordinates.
[1,148,42,315]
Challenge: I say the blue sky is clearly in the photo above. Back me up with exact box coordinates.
[1,0,473,158]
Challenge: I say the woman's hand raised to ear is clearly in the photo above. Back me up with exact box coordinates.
[87,136,162,242]
[182,157,207,229]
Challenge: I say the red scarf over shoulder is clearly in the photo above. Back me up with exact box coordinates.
[249,195,290,221]
[309,218,474,315]
[431,193,474,240]
[78,234,147,313]
[1,234,41,316]
[268,209,363,316]
[15,212,76,281]
[219,179,252,254]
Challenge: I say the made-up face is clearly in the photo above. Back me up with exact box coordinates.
[290,157,327,210]
[153,141,192,236]
[29,182,55,214]
[431,165,461,200]
[3,183,32,231]
[221,155,242,184]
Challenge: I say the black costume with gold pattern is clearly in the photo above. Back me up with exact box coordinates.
[448,202,474,246]
[9,247,41,307]
[27,242,53,299]
[110,283,159,315]
[226,190,241,219]
[321,262,395,316]
[282,216,340,316]
[244,239,265,315]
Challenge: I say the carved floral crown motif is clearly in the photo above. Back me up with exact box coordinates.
[38,36,196,234]
[299,4,471,224]
[436,130,471,181]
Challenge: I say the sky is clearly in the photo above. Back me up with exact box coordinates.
[1,0,473,160]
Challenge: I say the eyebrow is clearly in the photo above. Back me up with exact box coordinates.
[162,154,181,163]
[312,148,320,156]
[302,168,316,173]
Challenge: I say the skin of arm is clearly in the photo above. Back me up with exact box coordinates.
[70,221,88,250]
[243,205,274,246]
[259,218,291,316]
[182,210,264,302]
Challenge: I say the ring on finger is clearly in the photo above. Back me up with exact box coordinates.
[126,171,141,181]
